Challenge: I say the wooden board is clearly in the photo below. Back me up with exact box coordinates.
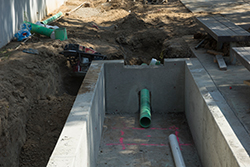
[207,50,224,56]
[215,55,227,70]
[244,80,250,86]
[196,16,250,43]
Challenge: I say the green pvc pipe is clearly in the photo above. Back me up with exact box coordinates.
[25,21,54,37]
[140,89,151,128]
[42,12,63,25]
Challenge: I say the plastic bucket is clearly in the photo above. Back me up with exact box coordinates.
[54,28,68,41]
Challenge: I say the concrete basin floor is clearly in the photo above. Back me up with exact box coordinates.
[97,113,202,167]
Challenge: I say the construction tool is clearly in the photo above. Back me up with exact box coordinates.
[60,44,107,76]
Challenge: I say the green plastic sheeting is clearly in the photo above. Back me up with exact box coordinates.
[140,89,151,128]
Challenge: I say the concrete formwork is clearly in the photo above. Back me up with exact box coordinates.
[47,59,250,167]
[105,61,185,114]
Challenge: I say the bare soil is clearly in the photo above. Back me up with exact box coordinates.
[0,0,200,166]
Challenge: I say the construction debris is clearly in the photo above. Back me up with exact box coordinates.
[207,49,224,56]
[215,55,227,70]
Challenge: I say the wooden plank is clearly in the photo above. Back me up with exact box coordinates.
[232,47,250,71]
[215,55,227,70]
[197,17,234,36]
[212,16,246,35]
[197,18,232,39]
[196,17,219,41]
[213,16,249,35]
[207,50,224,56]
[213,16,246,35]
[203,20,231,36]
[242,47,250,63]
[196,16,250,43]
[233,47,250,63]
[244,80,250,86]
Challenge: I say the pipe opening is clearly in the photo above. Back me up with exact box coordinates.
[140,117,151,128]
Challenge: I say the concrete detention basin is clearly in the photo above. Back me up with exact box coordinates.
[47,59,250,167]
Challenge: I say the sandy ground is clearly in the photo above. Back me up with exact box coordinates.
[0,0,201,166]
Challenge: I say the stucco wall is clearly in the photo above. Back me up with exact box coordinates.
[0,0,66,49]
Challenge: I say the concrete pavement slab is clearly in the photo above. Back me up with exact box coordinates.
[180,0,250,29]
[183,35,250,155]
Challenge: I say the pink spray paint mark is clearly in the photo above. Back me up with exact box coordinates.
[132,127,145,130]
[120,137,126,150]
[108,125,192,150]
[112,127,129,130]
[121,130,124,136]
[112,127,171,130]
[106,143,192,147]
[169,126,179,131]
[106,143,169,147]
[175,130,182,150]
[141,143,163,146]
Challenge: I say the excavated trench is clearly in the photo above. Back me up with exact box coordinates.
[0,47,84,167]
[0,1,198,166]
[0,34,191,167]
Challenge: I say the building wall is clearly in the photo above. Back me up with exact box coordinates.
[0,0,66,49]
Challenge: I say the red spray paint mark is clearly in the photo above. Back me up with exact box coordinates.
[147,135,151,137]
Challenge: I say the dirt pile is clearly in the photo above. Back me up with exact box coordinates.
[0,41,78,167]
[161,37,192,58]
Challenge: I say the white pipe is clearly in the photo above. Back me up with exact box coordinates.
[169,134,186,167]
[66,3,87,15]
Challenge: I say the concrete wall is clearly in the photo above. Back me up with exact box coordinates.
[185,58,250,167]
[0,0,66,49]
[105,60,185,114]
[47,59,250,166]
[47,62,105,167]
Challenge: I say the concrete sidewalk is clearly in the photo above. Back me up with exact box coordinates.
[183,35,250,155]
[180,0,250,29]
